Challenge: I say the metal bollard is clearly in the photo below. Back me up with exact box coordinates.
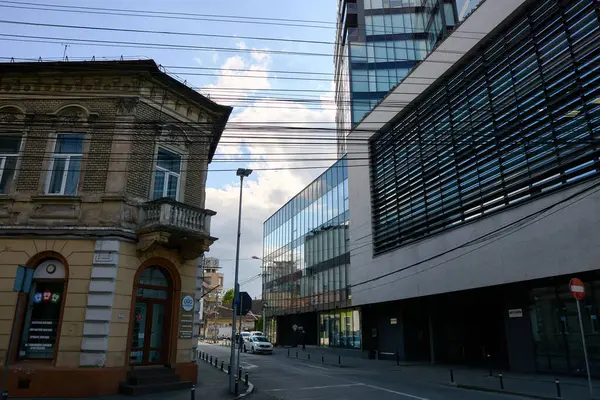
[396,348,400,366]
[191,384,196,400]
[555,378,562,399]
[322,354,324,363]
[228,364,231,375]
[450,369,454,383]
[220,361,224,371]
[338,355,341,367]
[287,348,290,357]
[215,357,218,367]
[234,380,239,395]
[308,353,311,360]
[238,367,242,380]
[487,354,492,377]
[499,373,504,390]
[245,371,249,386]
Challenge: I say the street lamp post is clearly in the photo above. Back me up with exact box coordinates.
[252,256,268,339]
[229,168,252,394]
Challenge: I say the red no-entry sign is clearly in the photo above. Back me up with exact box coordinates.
[570,278,586,301]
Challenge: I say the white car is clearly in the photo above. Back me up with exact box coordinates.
[249,331,264,337]
[245,335,273,354]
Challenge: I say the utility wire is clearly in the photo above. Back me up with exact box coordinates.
[0,19,485,56]
[0,32,486,62]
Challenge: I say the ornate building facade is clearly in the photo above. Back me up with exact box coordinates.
[0,60,231,397]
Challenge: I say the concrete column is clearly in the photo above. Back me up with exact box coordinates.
[79,240,120,367]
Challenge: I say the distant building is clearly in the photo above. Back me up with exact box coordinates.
[200,256,224,338]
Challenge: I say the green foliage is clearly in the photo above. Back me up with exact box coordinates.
[222,288,234,305]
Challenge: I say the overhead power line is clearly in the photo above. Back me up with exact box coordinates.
[0,19,484,55]
[0,1,333,30]
[0,32,485,61]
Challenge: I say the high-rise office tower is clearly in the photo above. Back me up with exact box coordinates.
[334,0,459,155]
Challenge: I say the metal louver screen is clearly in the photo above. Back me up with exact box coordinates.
[369,0,600,255]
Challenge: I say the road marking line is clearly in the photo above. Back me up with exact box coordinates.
[361,384,430,400]
[295,363,330,370]
[239,362,259,370]
[266,383,364,392]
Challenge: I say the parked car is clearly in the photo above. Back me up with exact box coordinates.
[249,331,265,337]
[244,335,273,354]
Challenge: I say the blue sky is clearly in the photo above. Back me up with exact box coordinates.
[0,0,470,297]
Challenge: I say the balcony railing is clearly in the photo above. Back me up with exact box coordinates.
[138,198,215,236]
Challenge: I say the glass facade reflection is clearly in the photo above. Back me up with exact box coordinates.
[320,308,361,349]
[370,0,600,255]
[263,157,352,346]
[530,280,600,375]
[335,0,458,155]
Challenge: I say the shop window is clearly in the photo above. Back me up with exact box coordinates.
[18,259,67,360]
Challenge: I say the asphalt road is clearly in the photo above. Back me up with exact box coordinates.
[198,343,527,400]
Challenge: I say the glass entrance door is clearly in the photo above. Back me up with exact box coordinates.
[130,267,171,365]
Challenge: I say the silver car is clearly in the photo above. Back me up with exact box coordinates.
[246,335,273,354]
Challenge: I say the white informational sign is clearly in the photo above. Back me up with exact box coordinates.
[182,295,194,312]
[508,309,523,318]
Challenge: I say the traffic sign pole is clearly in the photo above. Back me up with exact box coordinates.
[570,278,593,398]
[576,299,593,398]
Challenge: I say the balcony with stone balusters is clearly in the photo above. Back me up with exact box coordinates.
[136,198,217,260]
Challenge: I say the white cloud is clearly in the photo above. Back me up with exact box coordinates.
[202,51,272,104]
[203,55,336,298]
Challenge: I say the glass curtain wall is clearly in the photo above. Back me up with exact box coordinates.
[263,157,350,321]
[349,0,457,124]
[370,0,600,255]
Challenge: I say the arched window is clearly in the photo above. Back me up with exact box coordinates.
[18,259,67,360]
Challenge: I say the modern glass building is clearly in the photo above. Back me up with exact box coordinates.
[369,0,600,255]
[334,0,458,155]
[347,0,600,373]
[262,157,361,348]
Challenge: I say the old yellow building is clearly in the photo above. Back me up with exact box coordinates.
[0,60,232,397]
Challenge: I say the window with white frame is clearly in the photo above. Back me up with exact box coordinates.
[0,135,21,194]
[152,148,181,201]
[46,134,83,195]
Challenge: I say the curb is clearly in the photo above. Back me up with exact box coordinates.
[447,383,558,400]
[198,355,255,399]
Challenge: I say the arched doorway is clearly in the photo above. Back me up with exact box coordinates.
[130,266,173,365]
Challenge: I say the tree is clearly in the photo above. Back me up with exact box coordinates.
[221,288,234,305]
[255,316,263,331]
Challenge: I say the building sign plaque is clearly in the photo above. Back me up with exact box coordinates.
[179,293,195,339]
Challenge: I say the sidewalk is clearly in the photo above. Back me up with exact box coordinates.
[285,346,600,399]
